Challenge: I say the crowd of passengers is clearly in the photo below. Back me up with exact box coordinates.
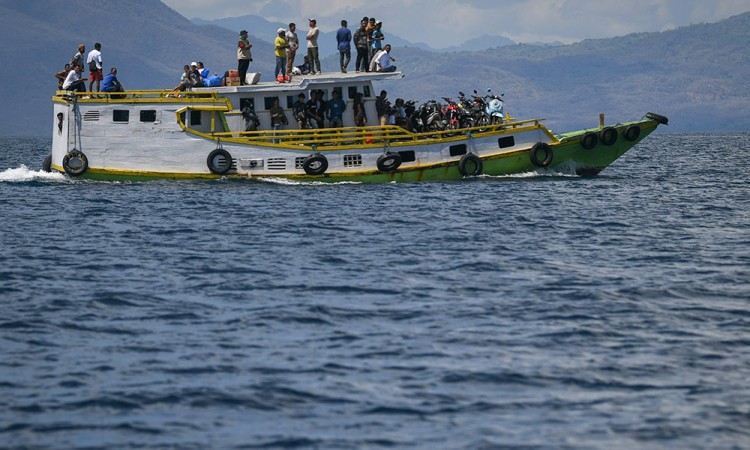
[56,16,397,95]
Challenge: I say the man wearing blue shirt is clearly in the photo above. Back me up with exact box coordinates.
[101,67,125,98]
[327,90,347,127]
[336,20,352,73]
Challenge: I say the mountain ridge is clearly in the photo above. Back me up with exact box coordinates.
[0,1,748,136]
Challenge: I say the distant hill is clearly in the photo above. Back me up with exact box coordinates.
[0,1,749,136]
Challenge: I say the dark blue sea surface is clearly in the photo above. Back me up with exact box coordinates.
[1,134,749,449]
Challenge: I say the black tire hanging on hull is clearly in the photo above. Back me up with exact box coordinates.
[302,154,328,175]
[62,150,88,176]
[377,152,403,173]
[599,127,618,146]
[207,149,233,175]
[623,125,641,142]
[580,132,598,150]
[42,155,52,172]
[529,143,553,168]
[458,153,483,176]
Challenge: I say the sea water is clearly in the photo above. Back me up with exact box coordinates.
[1,134,749,449]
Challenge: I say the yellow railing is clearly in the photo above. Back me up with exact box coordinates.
[203,119,546,149]
[54,89,223,103]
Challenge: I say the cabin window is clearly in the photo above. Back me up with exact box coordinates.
[399,150,416,163]
[264,96,280,110]
[343,154,362,167]
[140,110,157,122]
[286,95,297,109]
[498,136,515,148]
[113,110,129,123]
[190,111,201,126]
[347,86,357,99]
[363,86,371,97]
[449,144,467,156]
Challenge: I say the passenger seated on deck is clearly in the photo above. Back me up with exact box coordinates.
[173,65,199,91]
[55,63,70,90]
[197,61,210,79]
[62,65,86,93]
[101,67,125,99]
[294,55,311,75]
[375,45,397,72]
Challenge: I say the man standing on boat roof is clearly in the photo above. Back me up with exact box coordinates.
[237,30,253,85]
[274,28,289,83]
[336,19,352,73]
[353,17,369,73]
[87,43,103,95]
[285,23,299,82]
[70,44,85,72]
[306,19,321,75]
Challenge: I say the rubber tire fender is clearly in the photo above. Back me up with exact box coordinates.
[580,131,598,150]
[302,153,328,175]
[377,152,402,173]
[207,149,233,175]
[623,125,641,142]
[458,153,483,176]
[43,154,52,172]
[529,143,553,168]
[599,126,618,146]
[62,150,88,176]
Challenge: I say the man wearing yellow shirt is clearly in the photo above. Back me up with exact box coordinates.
[274,28,289,83]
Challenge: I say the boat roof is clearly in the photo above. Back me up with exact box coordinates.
[196,71,404,94]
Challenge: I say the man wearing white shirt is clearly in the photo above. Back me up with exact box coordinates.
[63,65,86,92]
[86,43,103,95]
[376,45,397,72]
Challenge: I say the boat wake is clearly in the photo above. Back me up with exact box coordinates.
[0,165,68,183]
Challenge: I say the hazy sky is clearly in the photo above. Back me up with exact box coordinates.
[162,0,750,47]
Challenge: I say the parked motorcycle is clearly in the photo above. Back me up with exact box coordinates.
[485,89,505,124]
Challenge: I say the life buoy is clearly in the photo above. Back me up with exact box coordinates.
[458,153,483,176]
[42,155,52,172]
[623,125,641,142]
[62,150,88,176]
[529,143,553,167]
[377,152,402,173]
[599,127,618,146]
[302,153,328,175]
[646,112,669,125]
[580,132,598,150]
[207,149,233,175]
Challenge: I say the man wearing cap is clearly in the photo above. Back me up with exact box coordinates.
[237,30,253,85]
[190,62,204,87]
[274,28,289,83]
[306,19,321,75]
[371,21,385,57]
